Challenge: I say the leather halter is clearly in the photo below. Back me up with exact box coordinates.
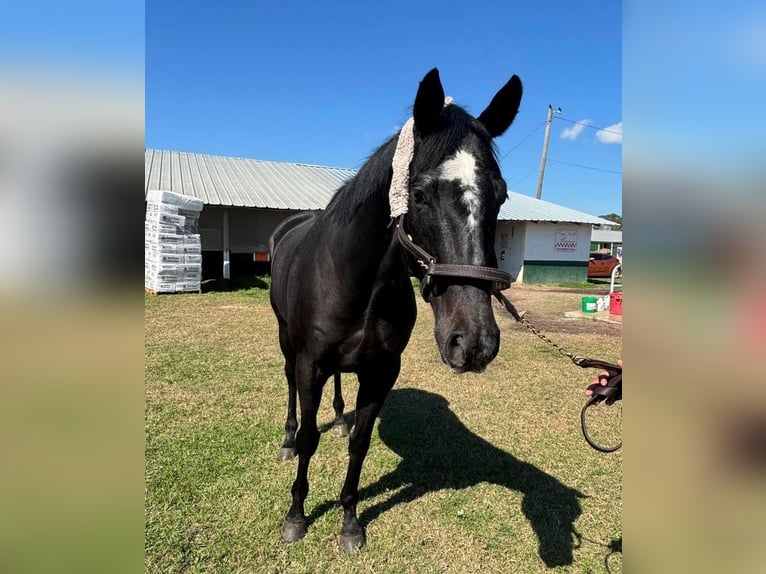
[395,214,512,302]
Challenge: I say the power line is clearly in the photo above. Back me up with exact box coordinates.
[548,158,622,175]
[499,120,547,161]
[508,165,539,187]
[556,116,622,135]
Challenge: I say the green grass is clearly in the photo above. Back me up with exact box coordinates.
[146,283,621,573]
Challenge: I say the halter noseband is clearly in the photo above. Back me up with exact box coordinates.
[395,214,511,302]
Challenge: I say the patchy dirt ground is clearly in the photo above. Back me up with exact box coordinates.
[493,284,622,337]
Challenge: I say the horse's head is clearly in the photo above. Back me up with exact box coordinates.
[403,68,522,374]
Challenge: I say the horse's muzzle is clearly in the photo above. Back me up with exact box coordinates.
[443,328,499,374]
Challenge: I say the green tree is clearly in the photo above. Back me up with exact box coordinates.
[599,213,622,230]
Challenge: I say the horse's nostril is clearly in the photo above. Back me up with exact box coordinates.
[447,333,463,346]
[446,333,466,367]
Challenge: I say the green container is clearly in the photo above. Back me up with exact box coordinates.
[582,296,598,313]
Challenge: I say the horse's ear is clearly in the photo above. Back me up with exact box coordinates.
[478,75,523,138]
[413,68,445,136]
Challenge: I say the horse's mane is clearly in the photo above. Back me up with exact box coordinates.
[324,105,498,224]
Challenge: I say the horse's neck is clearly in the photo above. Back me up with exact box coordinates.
[314,136,412,300]
[334,200,397,268]
[321,183,406,295]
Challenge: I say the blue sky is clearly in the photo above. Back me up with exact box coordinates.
[624,1,766,173]
[146,1,622,217]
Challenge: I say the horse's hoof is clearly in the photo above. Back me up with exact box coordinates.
[332,423,349,437]
[277,447,296,462]
[339,530,366,553]
[280,518,307,543]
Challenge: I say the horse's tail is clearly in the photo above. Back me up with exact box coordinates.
[268,231,279,262]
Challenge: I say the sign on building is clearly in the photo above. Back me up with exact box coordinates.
[554,229,578,251]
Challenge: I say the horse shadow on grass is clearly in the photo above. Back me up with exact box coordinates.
[311,387,585,567]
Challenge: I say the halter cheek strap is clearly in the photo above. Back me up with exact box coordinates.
[396,214,511,302]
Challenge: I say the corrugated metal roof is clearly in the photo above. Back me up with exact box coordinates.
[145,149,356,210]
[145,149,617,225]
[499,191,617,226]
[591,229,623,242]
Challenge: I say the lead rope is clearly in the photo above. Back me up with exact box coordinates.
[494,291,585,365]
[494,291,622,452]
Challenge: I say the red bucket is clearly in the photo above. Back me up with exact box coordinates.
[609,292,622,316]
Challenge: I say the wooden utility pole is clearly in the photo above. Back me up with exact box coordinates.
[536,104,556,200]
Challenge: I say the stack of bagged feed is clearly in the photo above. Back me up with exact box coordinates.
[145,190,203,293]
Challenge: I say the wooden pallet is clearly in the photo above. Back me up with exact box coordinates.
[145,287,201,295]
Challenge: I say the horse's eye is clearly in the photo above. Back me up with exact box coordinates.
[413,189,426,204]
[494,179,508,201]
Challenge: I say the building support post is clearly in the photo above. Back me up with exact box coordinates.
[223,208,231,280]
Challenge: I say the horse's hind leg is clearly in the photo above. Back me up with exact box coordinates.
[277,324,298,461]
[277,359,298,461]
[338,359,399,553]
[331,372,349,437]
[281,357,329,543]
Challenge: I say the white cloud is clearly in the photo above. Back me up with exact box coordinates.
[560,119,591,140]
[596,121,622,144]
[730,16,766,69]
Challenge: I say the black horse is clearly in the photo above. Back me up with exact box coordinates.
[269,68,522,552]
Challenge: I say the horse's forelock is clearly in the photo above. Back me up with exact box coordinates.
[413,105,496,173]
[324,105,497,225]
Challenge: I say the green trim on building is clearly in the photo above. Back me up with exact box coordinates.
[522,260,588,284]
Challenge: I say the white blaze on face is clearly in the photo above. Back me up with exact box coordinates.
[440,149,481,230]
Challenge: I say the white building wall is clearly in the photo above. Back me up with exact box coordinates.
[229,208,294,253]
[198,206,298,253]
[494,221,526,281]
[523,222,591,262]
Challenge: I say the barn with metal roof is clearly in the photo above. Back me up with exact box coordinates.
[145,149,616,284]
[494,192,616,283]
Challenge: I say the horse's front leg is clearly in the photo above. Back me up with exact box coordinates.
[338,359,399,553]
[280,357,328,543]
